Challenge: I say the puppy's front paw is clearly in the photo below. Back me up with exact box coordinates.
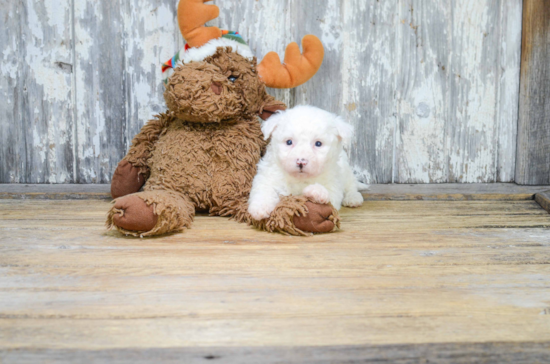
[342,191,363,207]
[248,202,276,221]
[303,183,330,204]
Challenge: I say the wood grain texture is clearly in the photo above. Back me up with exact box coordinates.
[122,0,181,152]
[364,183,550,201]
[0,0,25,183]
[395,0,522,183]
[395,0,449,183]
[516,0,550,185]
[0,199,550,358]
[446,0,500,183]
[0,0,75,183]
[0,0,526,183]
[72,0,127,183]
[0,183,112,200]
[72,0,181,183]
[215,0,295,106]
[496,0,523,182]
[2,342,550,364]
[535,190,550,214]
[2,183,550,201]
[342,0,398,183]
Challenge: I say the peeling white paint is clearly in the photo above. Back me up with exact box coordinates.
[1,48,18,78]
[43,0,67,33]
[124,0,179,141]
[1,0,75,183]
[1,0,523,184]
[217,0,294,106]
[319,0,342,52]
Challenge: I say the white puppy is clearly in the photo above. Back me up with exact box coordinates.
[248,105,367,221]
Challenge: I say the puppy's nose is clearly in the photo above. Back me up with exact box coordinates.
[296,159,308,169]
[211,82,222,95]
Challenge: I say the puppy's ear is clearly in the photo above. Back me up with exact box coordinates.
[334,116,354,148]
[261,111,285,140]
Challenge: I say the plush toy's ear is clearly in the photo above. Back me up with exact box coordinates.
[259,98,286,121]
[334,116,354,148]
[259,104,286,121]
[261,110,285,140]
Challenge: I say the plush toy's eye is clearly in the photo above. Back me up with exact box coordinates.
[286,140,293,146]
[228,75,238,82]
[315,141,322,147]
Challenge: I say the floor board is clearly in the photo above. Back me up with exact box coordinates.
[2,183,550,201]
[1,199,549,361]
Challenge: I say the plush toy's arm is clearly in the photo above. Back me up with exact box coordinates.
[123,113,172,175]
[111,113,172,199]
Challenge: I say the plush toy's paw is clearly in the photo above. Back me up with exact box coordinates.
[111,195,158,232]
[293,202,337,233]
[248,201,277,220]
[342,191,364,208]
[302,183,330,204]
[111,160,146,199]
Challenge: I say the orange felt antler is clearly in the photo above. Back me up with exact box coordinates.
[257,35,325,89]
[178,0,222,48]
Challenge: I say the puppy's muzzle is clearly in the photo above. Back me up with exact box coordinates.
[296,159,308,171]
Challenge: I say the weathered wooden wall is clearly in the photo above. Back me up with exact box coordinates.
[516,0,550,185]
[0,0,526,184]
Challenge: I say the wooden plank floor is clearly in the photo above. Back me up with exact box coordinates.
[2,183,550,201]
[1,199,550,362]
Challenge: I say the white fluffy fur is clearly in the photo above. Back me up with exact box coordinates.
[248,105,368,221]
[181,38,254,64]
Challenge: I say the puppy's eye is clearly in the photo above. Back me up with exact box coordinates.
[315,141,322,147]
[286,140,293,146]
[228,75,238,82]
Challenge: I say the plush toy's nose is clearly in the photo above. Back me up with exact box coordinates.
[211,82,222,95]
[296,159,308,169]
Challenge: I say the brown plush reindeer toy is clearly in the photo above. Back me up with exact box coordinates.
[107,0,340,237]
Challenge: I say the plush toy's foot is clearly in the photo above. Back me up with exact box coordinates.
[111,160,146,199]
[107,190,195,237]
[293,201,338,233]
[111,195,158,232]
[253,195,340,236]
